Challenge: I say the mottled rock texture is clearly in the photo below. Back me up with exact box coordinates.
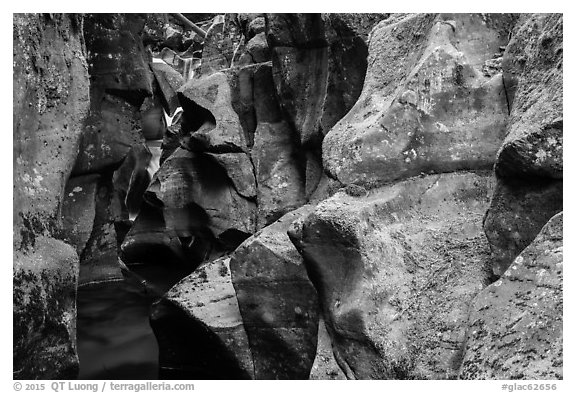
[151,257,254,379]
[230,205,319,379]
[460,212,562,379]
[291,172,495,379]
[73,14,154,175]
[13,13,90,379]
[483,178,562,276]
[323,13,515,188]
[484,14,563,275]
[498,14,562,180]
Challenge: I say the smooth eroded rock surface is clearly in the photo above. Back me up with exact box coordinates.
[151,257,254,379]
[292,172,495,379]
[230,205,319,379]
[323,14,513,187]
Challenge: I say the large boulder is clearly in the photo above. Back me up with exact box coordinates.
[151,257,254,379]
[459,212,563,379]
[497,14,562,180]
[291,172,495,379]
[13,13,90,379]
[178,72,247,152]
[323,13,515,188]
[484,14,563,275]
[230,205,319,379]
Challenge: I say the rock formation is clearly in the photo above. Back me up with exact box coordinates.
[13,12,562,381]
[483,14,563,275]
[290,173,495,379]
[323,13,515,188]
[460,212,563,379]
[13,13,90,379]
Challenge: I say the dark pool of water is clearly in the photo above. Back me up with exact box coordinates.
[77,264,194,380]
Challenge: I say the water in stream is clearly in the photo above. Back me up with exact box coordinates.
[77,264,194,379]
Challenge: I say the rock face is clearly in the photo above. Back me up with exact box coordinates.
[498,15,562,180]
[483,178,562,276]
[484,14,563,275]
[73,13,154,175]
[178,71,247,151]
[151,257,254,379]
[230,205,320,379]
[460,212,563,379]
[267,13,372,148]
[291,172,495,379]
[323,13,514,188]
[14,12,563,381]
[13,13,90,379]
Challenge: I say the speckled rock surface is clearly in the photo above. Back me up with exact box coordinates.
[230,205,319,379]
[151,257,254,379]
[72,13,154,175]
[14,236,80,379]
[13,13,90,379]
[323,13,515,188]
[460,212,562,379]
[484,14,563,275]
[291,172,495,379]
[497,14,562,179]
[73,93,144,174]
[83,13,153,102]
[483,178,562,276]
